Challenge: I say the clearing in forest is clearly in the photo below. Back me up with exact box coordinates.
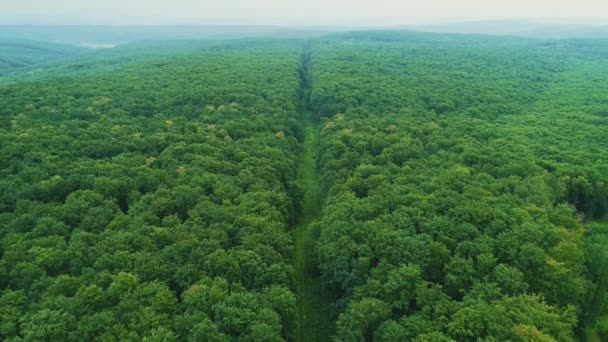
[293,44,334,342]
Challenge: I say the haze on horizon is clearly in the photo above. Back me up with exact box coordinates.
[1,0,607,26]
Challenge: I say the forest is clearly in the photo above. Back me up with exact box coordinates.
[0,30,607,341]
[311,31,608,341]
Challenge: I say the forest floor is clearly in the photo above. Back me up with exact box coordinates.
[293,43,334,342]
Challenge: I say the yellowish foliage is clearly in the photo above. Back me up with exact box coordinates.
[512,324,556,342]
[145,157,157,167]
[92,97,112,106]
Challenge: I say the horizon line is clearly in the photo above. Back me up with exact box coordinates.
[1,17,608,27]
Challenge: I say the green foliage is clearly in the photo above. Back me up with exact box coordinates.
[0,39,302,340]
[1,31,607,341]
[310,32,608,340]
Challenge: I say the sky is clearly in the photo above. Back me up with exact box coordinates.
[1,0,607,25]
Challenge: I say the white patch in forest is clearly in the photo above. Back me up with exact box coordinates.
[80,42,120,49]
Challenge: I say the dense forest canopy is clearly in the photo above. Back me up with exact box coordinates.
[310,31,608,341]
[0,39,304,341]
[0,30,607,341]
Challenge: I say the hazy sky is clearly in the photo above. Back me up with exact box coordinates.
[1,0,607,25]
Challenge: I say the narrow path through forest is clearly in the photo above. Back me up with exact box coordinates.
[293,43,333,342]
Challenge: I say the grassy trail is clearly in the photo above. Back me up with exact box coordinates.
[293,43,333,342]
[293,114,332,342]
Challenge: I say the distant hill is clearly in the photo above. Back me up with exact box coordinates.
[2,23,607,81]
[0,25,333,46]
[0,39,87,74]
[0,38,297,84]
[4,23,607,49]
[413,20,608,39]
[523,24,608,39]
